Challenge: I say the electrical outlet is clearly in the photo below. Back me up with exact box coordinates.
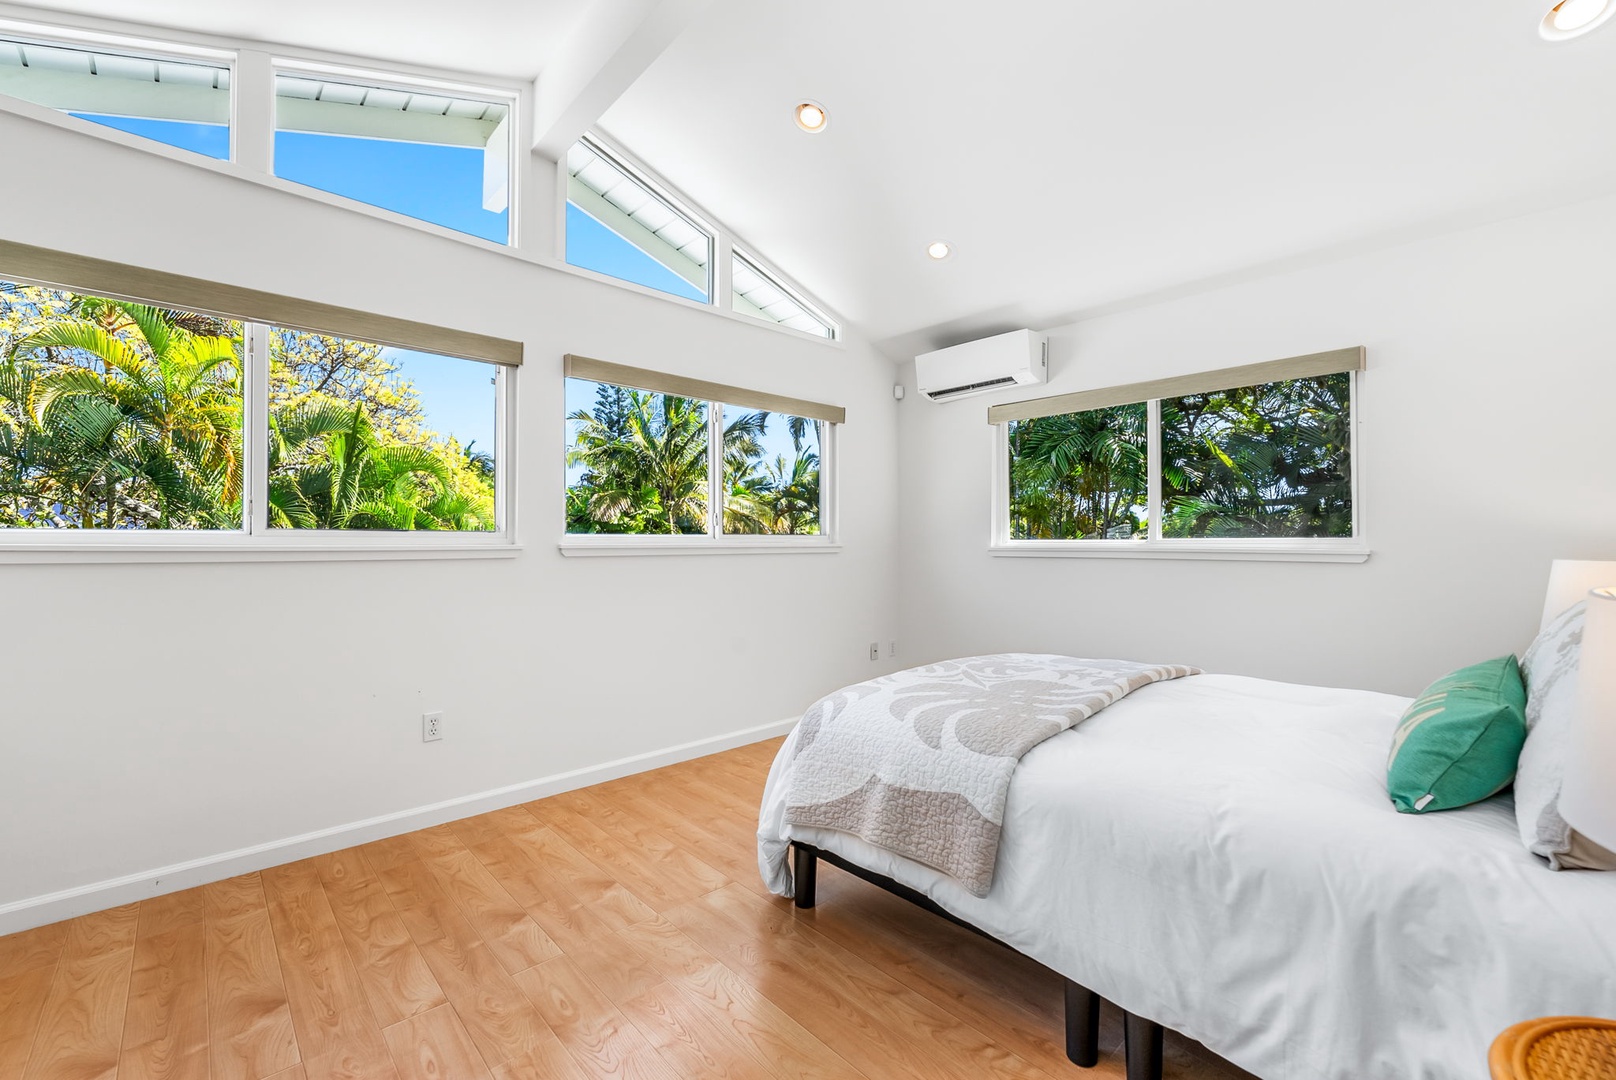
[422,711,443,742]
[869,642,879,661]
[889,641,897,658]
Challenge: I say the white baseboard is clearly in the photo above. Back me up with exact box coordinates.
[0,717,796,937]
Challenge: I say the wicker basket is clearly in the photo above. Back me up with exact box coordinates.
[1491,1018,1616,1079]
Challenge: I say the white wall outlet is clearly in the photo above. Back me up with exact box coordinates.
[422,711,443,742]
[889,641,897,658]
[869,642,880,661]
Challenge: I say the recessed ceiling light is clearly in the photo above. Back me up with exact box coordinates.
[926,241,953,260]
[1541,0,1616,39]
[795,101,828,133]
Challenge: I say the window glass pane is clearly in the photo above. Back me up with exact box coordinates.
[565,377,709,534]
[269,329,496,531]
[0,281,243,529]
[1161,373,1352,538]
[1007,403,1148,539]
[565,140,711,302]
[273,74,511,244]
[0,38,230,159]
[731,253,835,339]
[722,405,821,535]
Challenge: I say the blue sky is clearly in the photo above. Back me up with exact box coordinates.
[72,113,766,472]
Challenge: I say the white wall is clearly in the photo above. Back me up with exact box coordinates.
[0,109,901,923]
[897,193,1616,697]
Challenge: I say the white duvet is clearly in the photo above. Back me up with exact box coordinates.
[757,674,1616,1080]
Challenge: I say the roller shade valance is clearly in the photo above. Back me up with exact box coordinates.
[986,346,1364,425]
[564,354,846,425]
[0,238,523,367]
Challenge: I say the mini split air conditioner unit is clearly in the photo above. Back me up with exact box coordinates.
[915,329,1048,402]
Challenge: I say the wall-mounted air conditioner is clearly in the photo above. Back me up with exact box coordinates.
[915,329,1048,402]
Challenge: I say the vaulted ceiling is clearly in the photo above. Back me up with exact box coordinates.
[9,0,1616,358]
[598,0,1616,356]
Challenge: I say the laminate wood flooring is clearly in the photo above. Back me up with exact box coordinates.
[0,738,1256,1080]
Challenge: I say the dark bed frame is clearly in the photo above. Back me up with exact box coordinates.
[792,842,1165,1080]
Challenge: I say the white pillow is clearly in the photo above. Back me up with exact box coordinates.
[1516,601,1616,870]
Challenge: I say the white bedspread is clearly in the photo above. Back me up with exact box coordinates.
[756,674,1616,1080]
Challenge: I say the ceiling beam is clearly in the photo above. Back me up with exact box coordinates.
[531,0,717,158]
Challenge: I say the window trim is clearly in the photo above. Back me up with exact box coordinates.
[0,262,520,559]
[989,369,1366,562]
[730,247,840,341]
[268,56,521,248]
[0,15,846,349]
[559,371,839,554]
[564,132,717,303]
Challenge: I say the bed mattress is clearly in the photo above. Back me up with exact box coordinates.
[756,673,1616,1080]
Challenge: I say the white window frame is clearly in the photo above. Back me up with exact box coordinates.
[989,372,1366,563]
[0,19,238,161]
[559,391,839,557]
[267,57,521,248]
[729,247,840,341]
[0,274,519,563]
[0,15,843,347]
[563,132,717,304]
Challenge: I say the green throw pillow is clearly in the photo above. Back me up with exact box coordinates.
[1386,656,1528,814]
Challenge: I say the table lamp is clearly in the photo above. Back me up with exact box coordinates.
[1540,559,1616,630]
[1560,586,1616,853]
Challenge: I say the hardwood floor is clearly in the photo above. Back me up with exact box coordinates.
[0,738,1256,1080]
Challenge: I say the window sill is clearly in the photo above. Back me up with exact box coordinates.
[0,539,520,564]
[989,541,1369,563]
[559,537,840,557]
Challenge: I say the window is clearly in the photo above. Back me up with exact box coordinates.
[731,251,837,340]
[0,282,243,529]
[273,70,512,244]
[1007,403,1148,540]
[562,355,840,548]
[994,350,1362,556]
[267,330,498,531]
[722,405,824,535]
[565,138,712,302]
[0,35,230,159]
[0,243,518,548]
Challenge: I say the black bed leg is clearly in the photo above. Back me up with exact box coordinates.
[1123,1011,1164,1080]
[1062,979,1101,1067]
[792,844,817,909]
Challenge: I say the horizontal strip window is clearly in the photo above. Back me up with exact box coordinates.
[994,357,1360,553]
[563,366,837,546]
[0,262,513,547]
[0,17,844,351]
[563,354,843,424]
[0,238,520,366]
[987,347,1363,425]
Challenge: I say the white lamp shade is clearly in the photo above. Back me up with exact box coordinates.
[1541,559,1616,630]
[1561,587,1616,851]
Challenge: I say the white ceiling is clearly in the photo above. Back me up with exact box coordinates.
[597,0,1616,356]
[8,0,1616,357]
[0,0,591,79]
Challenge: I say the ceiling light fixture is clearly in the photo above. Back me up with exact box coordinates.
[1541,0,1616,39]
[926,241,953,260]
[795,101,828,133]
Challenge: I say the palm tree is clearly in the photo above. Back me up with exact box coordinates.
[2,300,242,528]
[268,401,492,530]
[1008,404,1148,539]
[1161,374,1351,537]
[758,452,821,534]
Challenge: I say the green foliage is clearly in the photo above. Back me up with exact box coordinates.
[1008,403,1148,539]
[1006,374,1353,541]
[0,284,494,532]
[566,385,821,536]
[1160,374,1351,538]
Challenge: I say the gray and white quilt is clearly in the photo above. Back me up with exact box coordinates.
[780,653,1199,896]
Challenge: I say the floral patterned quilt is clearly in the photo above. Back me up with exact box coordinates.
[781,653,1200,896]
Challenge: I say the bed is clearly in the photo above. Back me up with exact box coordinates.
[756,672,1616,1080]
